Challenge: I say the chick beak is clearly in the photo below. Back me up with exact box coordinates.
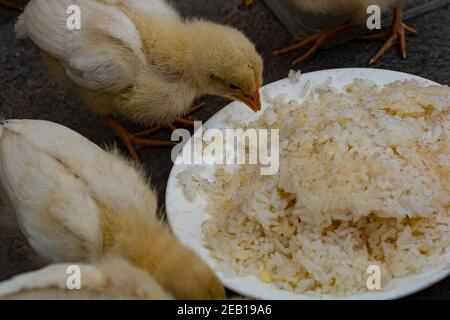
[233,90,261,113]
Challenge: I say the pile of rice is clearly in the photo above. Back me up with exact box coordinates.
[178,78,450,296]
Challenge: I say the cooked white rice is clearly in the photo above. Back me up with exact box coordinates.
[178,78,450,296]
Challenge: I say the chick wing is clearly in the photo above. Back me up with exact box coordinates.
[15,0,152,91]
[0,120,157,262]
[0,254,173,299]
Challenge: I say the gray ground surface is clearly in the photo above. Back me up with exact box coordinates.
[0,0,449,299]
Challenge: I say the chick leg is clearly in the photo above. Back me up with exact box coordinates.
[172,102,205,128]
[105,103,204,161]
[184,102,206,117]
[273,21,353,66]
[132,103,205,138]
[0,0,23,12]
[103,116,176,163]
[363,6,417,65]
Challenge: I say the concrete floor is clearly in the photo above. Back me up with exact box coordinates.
[0,0,449,299]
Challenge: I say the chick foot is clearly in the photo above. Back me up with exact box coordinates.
[103,103,205,162]
[363,6,417,65]
[103,116,176,163]
[273,21,353,66]
[244,0,254,6]
[0,0,23,12]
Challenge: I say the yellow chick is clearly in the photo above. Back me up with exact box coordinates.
[15,0,263,162]
[0,254,173,300]
[274,0,416,65]
[0,119,225,299]
[0,0,22,12]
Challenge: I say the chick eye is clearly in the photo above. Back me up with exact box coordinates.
[228,84,240,90]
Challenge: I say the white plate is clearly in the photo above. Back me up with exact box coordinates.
[166,68,450,300]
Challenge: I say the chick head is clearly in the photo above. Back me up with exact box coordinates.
[187,21,263,112]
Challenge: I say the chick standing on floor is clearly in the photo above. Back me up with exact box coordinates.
[0,254,173,300]
[274,0,416,65]
[16,0,263,162]
[0,119,225,299]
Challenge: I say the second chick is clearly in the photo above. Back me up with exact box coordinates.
[0,119,225,299]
